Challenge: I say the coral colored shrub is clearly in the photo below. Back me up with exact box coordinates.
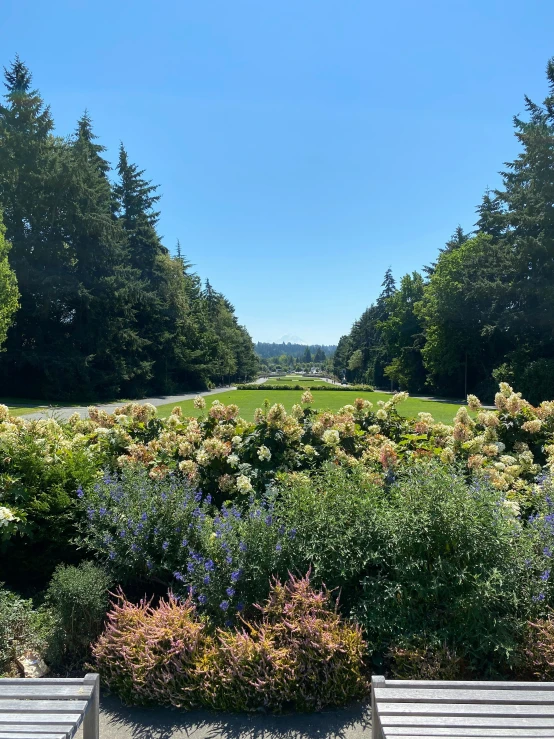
[93,573,368,712]
[202,573,368,712]
[93,592,207,707]
[387,638,470,680]
[521,615,554,680]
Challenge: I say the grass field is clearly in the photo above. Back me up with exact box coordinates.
[1,398,56,417]
[156,389,465,424]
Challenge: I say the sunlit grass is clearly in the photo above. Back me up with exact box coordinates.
[157,389,465,424]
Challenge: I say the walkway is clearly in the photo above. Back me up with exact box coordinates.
[22,379,268,420]
[74,695,371,739]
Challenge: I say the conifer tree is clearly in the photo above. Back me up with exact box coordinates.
[0,212,18,348]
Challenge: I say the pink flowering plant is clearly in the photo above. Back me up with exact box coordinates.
[93,572,368,712]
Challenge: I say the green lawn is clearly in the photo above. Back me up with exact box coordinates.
[157,389,465,424]
[1,398,56,417]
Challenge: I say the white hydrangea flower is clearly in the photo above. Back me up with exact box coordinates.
[0,507,18,527]
[196,449,209,465]
[228,453,240,468]
[376,409,388,421]
[193,396,206,410]
[503,499,520,517]
[236,474,253,494]
[257,445,271,461]
[322,429,340,446]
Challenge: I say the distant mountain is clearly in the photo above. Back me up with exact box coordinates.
[255,342,337,359]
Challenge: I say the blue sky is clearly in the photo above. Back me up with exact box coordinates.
[4,0,554,344]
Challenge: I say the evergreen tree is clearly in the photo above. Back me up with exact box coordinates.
[475,191,506,240]
[0,212,18,348]
[492,62,554,400]
[380,272,426,392]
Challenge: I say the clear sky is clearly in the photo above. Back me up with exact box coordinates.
[3,0,554,344]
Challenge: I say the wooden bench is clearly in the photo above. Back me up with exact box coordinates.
[0,674,99,739]
[371,676,554,738]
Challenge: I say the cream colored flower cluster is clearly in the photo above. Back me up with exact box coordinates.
[1,383,553,506]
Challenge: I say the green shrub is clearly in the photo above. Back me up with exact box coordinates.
[274,464,386,609]
[0,585,49,676]
[353,462,537,675]
[93,573,368,712]
[45,561,111,668]
[0,417,99,584]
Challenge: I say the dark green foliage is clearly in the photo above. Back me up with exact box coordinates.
[337,57,554,403]
[0,57,257,400]
[333,269,396,387]
[0,585,48,675]
[354,463,535,675]
[0,211,18,348]
[45,561,111,668]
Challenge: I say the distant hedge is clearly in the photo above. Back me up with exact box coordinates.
[237,383,375,391]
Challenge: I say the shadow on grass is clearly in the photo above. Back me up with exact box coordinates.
[99,694,371,739]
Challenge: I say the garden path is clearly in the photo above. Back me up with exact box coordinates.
[21,378,268,421]
[74,694,372,739]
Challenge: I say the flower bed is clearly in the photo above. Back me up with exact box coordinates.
[2,383,554,695]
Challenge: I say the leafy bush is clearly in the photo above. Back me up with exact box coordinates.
[0,585,49,676]
[94,591,206,706]
[0,412,99,583]
[202,572,368,712]
[93,573,368,712]
[386,637,470,680]
[353,462,540,675]
[78,466,294,624]
[273,464,385,609]
[45,561,111,668]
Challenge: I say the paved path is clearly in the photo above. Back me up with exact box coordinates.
[74,695,371,739]
[22,379,268,420]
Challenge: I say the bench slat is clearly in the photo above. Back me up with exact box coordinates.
[379,703,554,717]
[0,701,87,714]
[384,730,554,736]
[0,726,74,734]
[384,735,554,738]
[375,689,554,705]
[0,714,82,725]
[0,681,86,686]
[381,716,554,728]
[0,686,93,700]
[0,734,66,739]
[383,681,554,691]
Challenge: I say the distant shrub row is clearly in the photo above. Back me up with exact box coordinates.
[237,383,374,391]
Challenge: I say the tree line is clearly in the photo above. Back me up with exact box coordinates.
[334,58,554,405]
[0,57,258,400]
